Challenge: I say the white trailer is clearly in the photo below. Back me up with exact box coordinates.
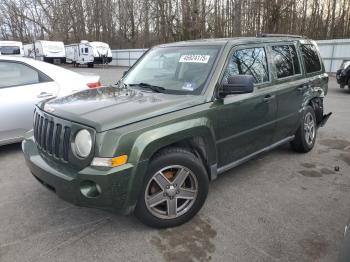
[23,43,35,58]
[27,40,66,64]
[0,41,24,56]
[65,41,95,67]
[65,41,112,67]
[89,41,112,64]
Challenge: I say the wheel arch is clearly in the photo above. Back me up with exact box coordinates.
[129,118,218,181]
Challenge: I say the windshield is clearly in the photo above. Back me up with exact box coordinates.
[342,61,350,70]
[123,46,221,95]
[0,46,20,55]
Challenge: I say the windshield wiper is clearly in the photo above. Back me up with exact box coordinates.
[128,82,166,93]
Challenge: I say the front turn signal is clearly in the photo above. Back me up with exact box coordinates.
[91,155,128,167]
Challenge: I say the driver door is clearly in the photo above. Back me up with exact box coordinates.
[210,45,277,169]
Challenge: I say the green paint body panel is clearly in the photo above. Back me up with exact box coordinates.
[23,37,329,215]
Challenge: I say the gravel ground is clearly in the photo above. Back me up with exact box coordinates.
[0,69,349,262]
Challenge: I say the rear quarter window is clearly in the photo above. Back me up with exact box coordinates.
[301,44,322,73]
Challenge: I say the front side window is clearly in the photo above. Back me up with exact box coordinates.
[0,46,20,55]
[123,46,221,95]
[0,62,40,88]
[301,44,321,73]
[272,45,301,79]
[223,47,269,84]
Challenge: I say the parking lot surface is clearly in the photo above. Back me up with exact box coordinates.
[0,67,350,262]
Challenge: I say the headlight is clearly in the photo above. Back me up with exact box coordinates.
[73,129,92,158]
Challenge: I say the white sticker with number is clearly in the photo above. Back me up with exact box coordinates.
[179,55,210,63]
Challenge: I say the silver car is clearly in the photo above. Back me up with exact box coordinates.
[0,56,101,145]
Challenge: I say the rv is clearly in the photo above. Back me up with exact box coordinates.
[65,41,112,67]
[90,41,112,64]
[65,41,95,67]
[0,41,24,56]
[24,40,66,64]
[23,43,35,58]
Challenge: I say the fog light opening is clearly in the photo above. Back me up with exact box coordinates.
[80,180,101,198]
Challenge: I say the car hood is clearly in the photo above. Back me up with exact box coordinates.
[40,86,205,132]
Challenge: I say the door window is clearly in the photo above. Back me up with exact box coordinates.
[0,62,48,88]
[223,47,269,84]
[272,45,301,79]
[300,44,321,73]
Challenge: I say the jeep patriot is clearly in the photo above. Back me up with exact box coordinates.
[23,35,331,228]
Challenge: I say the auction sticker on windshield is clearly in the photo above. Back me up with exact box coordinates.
[179,55,210,63]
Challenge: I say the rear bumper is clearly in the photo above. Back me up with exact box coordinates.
[22,137,141,214]
[43,57,66,64]
[93,57,112,64]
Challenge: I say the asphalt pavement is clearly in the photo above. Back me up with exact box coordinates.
[0,67,349,262]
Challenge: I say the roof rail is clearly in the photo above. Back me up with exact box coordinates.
[256,33,303,38]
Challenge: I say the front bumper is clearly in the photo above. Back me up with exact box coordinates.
[22,137,140,214]
[336,71,347,86]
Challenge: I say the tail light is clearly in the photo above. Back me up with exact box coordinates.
[87,81,101,88]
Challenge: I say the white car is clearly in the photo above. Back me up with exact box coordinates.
[0,56,101,146]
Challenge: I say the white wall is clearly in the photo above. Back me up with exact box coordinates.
[110,49,147,67]
[316,39,350,73]
[111,39,350,72]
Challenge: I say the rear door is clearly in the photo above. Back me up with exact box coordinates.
[268,42,306,142]
[211,44,277,168]
[299,41,328,94]
[0,61,59,143]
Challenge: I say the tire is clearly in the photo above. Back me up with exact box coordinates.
[88,63,94,68]
[134,147,209,228]
[291,105,317,153]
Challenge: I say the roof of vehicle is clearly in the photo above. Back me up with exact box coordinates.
[158,36,311,48]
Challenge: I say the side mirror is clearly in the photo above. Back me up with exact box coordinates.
[218,75,255,98]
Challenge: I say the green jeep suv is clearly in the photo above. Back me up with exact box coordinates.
[23,35,331,228]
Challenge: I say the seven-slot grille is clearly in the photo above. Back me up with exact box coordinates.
[33,111,71,162]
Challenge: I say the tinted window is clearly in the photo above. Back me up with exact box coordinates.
[0,46,20,55]
[301,44,321,73]
[223,47,269,84]
[0,62,40,88]
[272,45,301,78]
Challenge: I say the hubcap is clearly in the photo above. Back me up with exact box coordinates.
[145,165,198,219]
[304,112,315,146]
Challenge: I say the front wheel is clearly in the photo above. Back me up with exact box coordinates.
[291,105,317,153]
[134,148,209,228]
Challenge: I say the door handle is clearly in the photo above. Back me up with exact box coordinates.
[263,94,275,103]
[37,92,53,98]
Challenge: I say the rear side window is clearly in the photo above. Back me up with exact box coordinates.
[0,62,48,88]
[223,47,269,84]
[272,45,301,79]
[301,44,321,73]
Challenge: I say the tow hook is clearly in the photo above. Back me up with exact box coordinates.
[318,112,332,127]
